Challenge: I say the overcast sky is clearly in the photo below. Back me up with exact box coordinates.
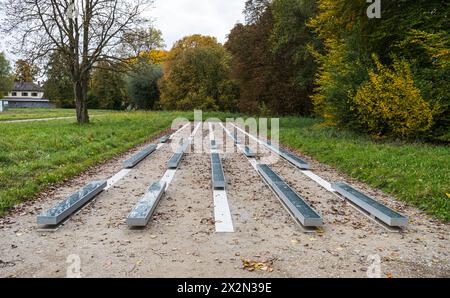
[0,0,246,61]
[151,0,246,49]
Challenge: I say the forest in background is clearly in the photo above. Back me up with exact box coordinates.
[0,0,448,142]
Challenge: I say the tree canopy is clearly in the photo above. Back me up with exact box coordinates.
[14,59,38,83]
[2,1,447,142]
[43,52,74,108]
[225,0,449,141]
[159,35,238,111]
[0,53,13,96]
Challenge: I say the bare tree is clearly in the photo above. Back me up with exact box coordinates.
[1,0,155,123]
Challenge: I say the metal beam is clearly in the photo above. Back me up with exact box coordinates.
[244,146,255,158]
[211,153,226,189]
[123,144,157,169]
[231,124,310,170]
[258,165,323,227]
[37,181,107,226]
[126,181,167,227]
[277,148,310,170]
[167,142,189,169]
[332,183,409,227]
[159,135,170,143]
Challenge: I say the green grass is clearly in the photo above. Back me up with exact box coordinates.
[0,108,111,121]
[276,117,449,221]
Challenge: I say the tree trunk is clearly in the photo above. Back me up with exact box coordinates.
[74,77,90,124]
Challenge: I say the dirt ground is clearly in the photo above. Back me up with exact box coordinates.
[0,122,449,278]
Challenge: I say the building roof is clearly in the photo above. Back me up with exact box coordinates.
[12,82,43,92]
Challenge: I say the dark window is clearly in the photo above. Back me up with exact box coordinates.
[22,92,28,96]
[12,92,17,96]
[31,92,38,97]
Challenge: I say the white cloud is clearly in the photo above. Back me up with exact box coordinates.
[149,0,246,49]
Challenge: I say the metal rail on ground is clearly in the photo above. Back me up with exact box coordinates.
[231,123,409,232]
[208,122,234,233]
[258,164,323,227]
[37,181,107,226]
[332,182,408,228]
[126,181,167,227]
[220,122,321,232]
[123,144,157,169]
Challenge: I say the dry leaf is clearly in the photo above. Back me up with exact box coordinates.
[242,258,274,273]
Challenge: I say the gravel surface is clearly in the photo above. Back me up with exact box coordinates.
[0,122,448,278]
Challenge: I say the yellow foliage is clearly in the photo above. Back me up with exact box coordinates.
[353,56,434,138]
[397,29,450,68]
[127,50,168,65]
[308,38,348,118]
[143,50,168,64]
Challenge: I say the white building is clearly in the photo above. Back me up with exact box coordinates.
[1,82,55,108]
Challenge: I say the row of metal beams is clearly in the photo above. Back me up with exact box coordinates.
[37,122,409,232]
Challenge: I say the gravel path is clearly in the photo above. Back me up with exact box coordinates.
[0,122,448,277]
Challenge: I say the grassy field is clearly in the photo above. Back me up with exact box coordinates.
[0,108,112,121]
[277,117,449,221]
[0,110,448,220]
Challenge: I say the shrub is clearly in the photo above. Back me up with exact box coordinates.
[353,56,433,138]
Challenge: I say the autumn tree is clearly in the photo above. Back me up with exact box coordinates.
[159,35,238,111]
[120,28,165,57]
[1,0,156,123]
[271,0,318,108]
[309,0,449,140]
[14,59,38,83]
[226,1,313,115]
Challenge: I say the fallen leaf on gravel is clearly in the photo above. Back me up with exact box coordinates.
[200,218,215,225]
[386,272,393,279]
[309,237,316,241]
[241,258,274,273]
[291,240,299,245]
